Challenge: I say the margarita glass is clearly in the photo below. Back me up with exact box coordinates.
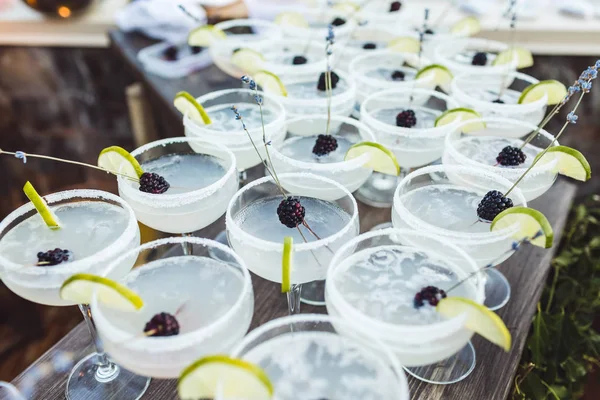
[92,237,253,379]
[226,173,359,312]
[277,8,356,41]
[392,165,527,311]
[0,190,146,400]
[248,38,328,76]
[326,228,485,384]
[231,314,409,399]
[443,117,559,201]
[117,137,238,235]
[183,88,287,174]
[269,114,376,197]
[451,72,547,128]
[357,87,459,207]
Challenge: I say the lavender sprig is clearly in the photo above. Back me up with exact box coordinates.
[325,24,335,136]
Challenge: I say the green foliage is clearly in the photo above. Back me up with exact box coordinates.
[513,196,600,400]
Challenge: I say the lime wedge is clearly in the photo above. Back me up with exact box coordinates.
[534,145,591,182]
[492,47,534,69]
[174,91,212,125]
[188,25,226,47]
[416,64,453,92]
[275,12,309,27]
[437,297,511,351]
[331,2,359,13]
[98,146,143,179]
[23,181,60,230]
[282,236,293,293]
[434,108,485,133]
[254,70,288,97]
[178,355,273,400]
[450,16,481,36]
[345,142,400,176]
[491,206,553,248]
[518,80,567,105]
[60,273,144,311]
[387,36,421,54]
[231,48,265,74]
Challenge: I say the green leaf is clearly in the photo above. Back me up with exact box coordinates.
[560,357,588,382]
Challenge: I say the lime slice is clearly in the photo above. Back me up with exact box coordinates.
[345,142,400,176]
[174,91,212,124]
[178,355,273,400]
[387,36,421,54]
[98,146,143,179]
[23,181,60,230]
[437,297,511,352]
[254,70,288,97]
[60,273,144,311]
[275,12,309,28]
[450,16,481,36]
[188,25,226,47]
[231,48,265,74]
[534,145,591,182]
[491,206,553,248]
[416,64,454,92]
[492,47,534,69]
[518,80,567,105]
[434,108,485,133]
[331,2,359,13]
[281,236,293,293]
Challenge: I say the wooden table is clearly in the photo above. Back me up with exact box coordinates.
[10,30,577,400]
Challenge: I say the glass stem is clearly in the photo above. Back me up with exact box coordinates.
[181,233,193,255]
[238,170,248,187]
[287,284,302,315]
[78,304,119,382]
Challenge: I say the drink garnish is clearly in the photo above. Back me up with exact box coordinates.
[492,46,534,69]
[37,248,72,266]
[277,198,306,228]
[97,145,144,179]
[144,312,180,337]
[187,24,226,47]
[390,1,402,12]
[292,55,308,65]
[253,70,288,97]
[414,286,447,308]
[139,172,170,194]
[491,206,554,248]
[23,181,61,230]
[415,64,453,92]
[312,134,338,156]
[476,190,514,222]
[317,70,340,91]
[471,51,488,66]
[331,17,346,26]
[231,48,265,75]
[434,107,485,132]
[450,16,481,36]
[396,109,417,128]
[60,273,144,311]
[281,236,293,293]
[496,146,526,166]
[173,91,212,124]
[275,11,309,27]
[344,142,400,176]
[391,70,405,81]
[533,145,591,181]
[387,36,420,53]
[518,80,568,105]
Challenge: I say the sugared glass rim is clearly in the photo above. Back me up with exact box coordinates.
[392,165,527,243]
[360,87,460,137]
[117,137,237,208]
[0,189,138,275]
[326,227,485,337]
[225,172,359,252]
[434,37,517,75]
[269,114,375,172]
[91,236,253,352]
[277,69,357,108]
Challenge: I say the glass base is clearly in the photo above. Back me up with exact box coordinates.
[404,342,476,385]
[207,230,237,263]
[484,268,511,311]
[65,353,150,400]
[300,280,326,306]
[354,172,403,208]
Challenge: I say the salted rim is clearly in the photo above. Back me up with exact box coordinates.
[277,69,357,107]
[0,189,139,275]
[91,236,253,352]
[269,114,376,172]
[278,8,357,38]
[117,137,237,208]
[434,37,516,75]
[451,71,546,113]
[360,87,460,138]
[226,172,359,252]
[392,164,527,243]
[444,116,560,178]
[326,227,485,337]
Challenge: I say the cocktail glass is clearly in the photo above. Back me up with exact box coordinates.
[269,114,376,197]
[357,87,459,207]
[443,117,559,201]
[230,314,410,399]
[277,8,356,41]
[247,38,328,76]
[392,165,528,311]
[326,228,485,384]
[0,190,146,400]
[91,236,253,379]
[0,382,25,400]
[451,71,547,128]
[226,173,359,313]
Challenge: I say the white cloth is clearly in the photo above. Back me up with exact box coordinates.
[116,0,207,43]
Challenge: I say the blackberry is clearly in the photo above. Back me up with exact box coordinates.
[163,46,178,61]
[424,28,435,34]
[496,146,526,166]
[37,248,72,266]
[391,70,405,81]
[139,172,170,194]
[277,198,306,228]
[396,109,417,128]
[471,52,488,66]
[414,286,447,308]
[389,1,402,12]
[312,134,338,156]
[317,70,340,91]
[331,17,346,26]
[493,98,505,104]
[292,55,308,65]
[144,312,180,337]
[477,190,514,222]
[362,42,377,50]
[190,45,203,55]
